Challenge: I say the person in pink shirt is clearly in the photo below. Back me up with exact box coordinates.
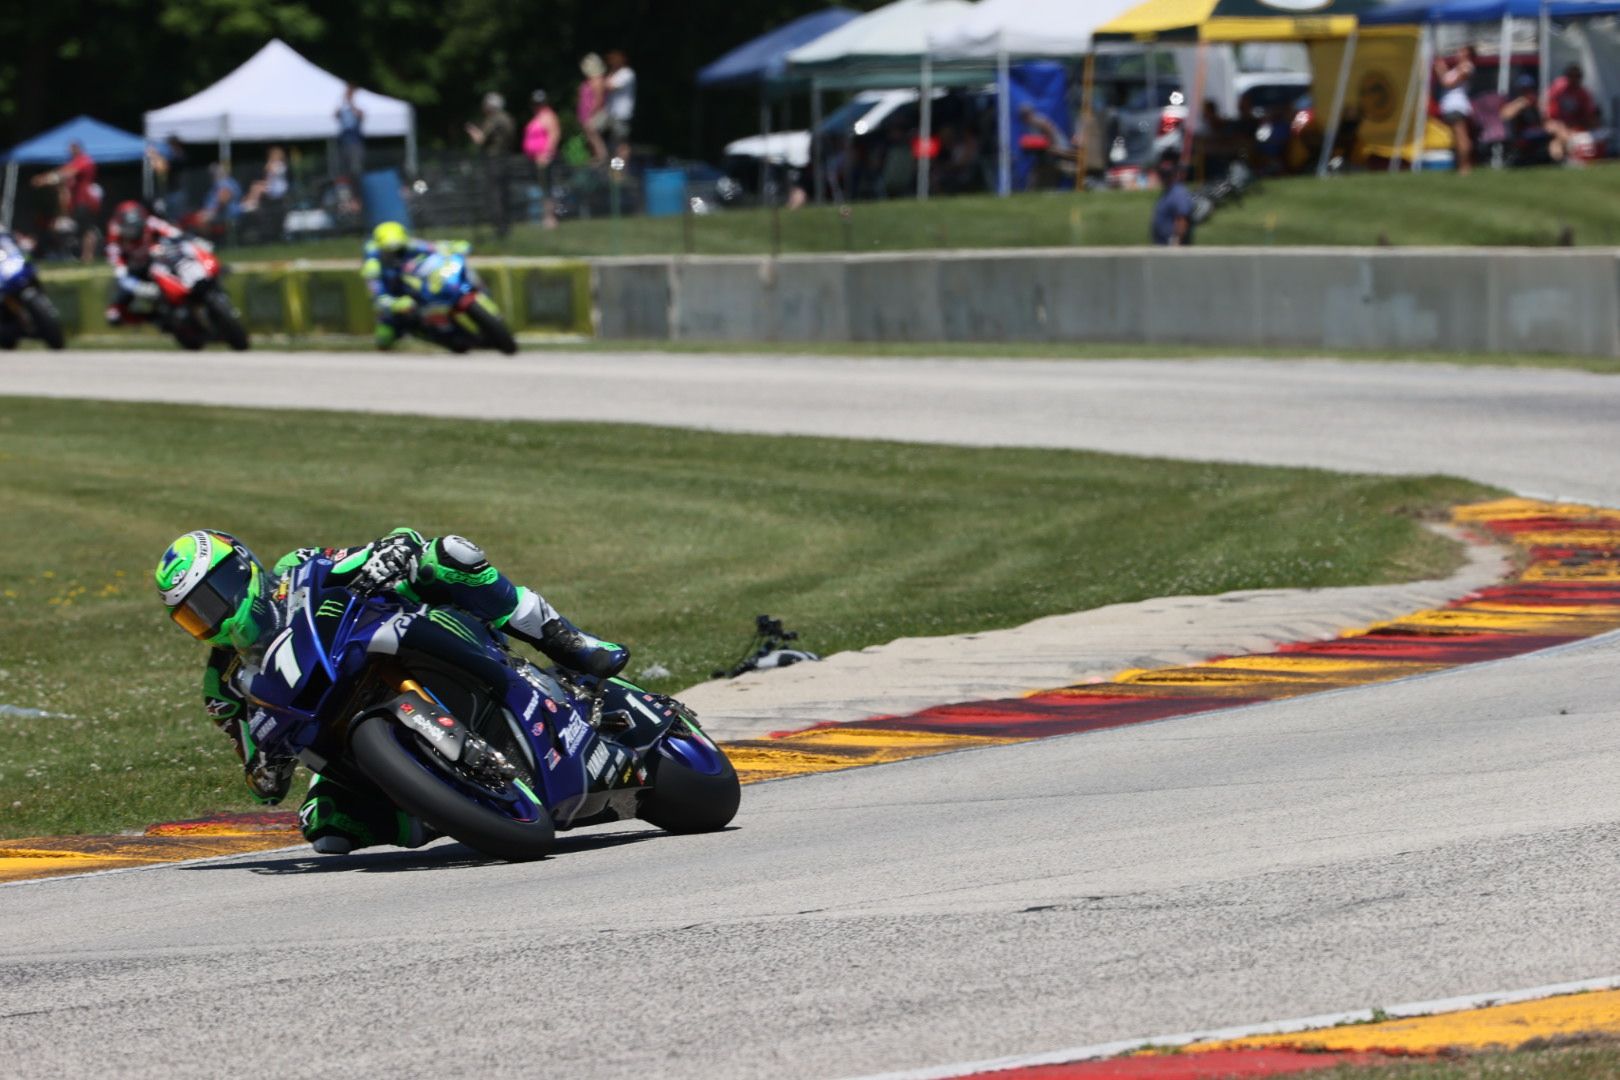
[524,90,562,229]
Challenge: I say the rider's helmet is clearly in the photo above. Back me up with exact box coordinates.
[372,221,409,257]
[155,530,277,651]
[113,201,148,251]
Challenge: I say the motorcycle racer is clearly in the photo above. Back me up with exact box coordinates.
[362,221,471,350]
[104,200,188,326]
[154,528,629,853]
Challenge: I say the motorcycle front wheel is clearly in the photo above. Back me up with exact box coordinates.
[467,302,518,356]
[204,291,250,351]
[350,714,555,861]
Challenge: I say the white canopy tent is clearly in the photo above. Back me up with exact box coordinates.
[144,39,416,171]
[787,0,980,203]
[927,0,1146,196]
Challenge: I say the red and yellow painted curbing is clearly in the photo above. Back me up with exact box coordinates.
[953,988,1620,1078]
[6,497,1620,890]
[726,496,1620,780]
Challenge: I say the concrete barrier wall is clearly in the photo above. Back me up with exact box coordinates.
[591,248,1620,358]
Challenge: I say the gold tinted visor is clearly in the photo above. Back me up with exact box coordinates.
[168,555,251,642]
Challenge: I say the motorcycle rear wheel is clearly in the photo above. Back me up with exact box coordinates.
[350,714,555,861]
[23,291,64,350]
[637,744,741,834]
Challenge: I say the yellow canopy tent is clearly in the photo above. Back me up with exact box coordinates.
[1093,0,1372,42]
[1095,0,1428,175]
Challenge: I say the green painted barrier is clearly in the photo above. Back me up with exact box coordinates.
[37,257,593,340]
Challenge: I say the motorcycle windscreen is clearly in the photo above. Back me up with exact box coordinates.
[170,554,251,641]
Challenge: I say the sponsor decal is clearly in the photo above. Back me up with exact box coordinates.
[544,698,558,714]
[586,742,611,780]
[435,715,455,729]
[399,702,415,714]
[561,714,589,755]
[545,748,561,770]
[531,721,547,738]
[247,709,279,741]
[205,698,235,718]
[520,691,540,723]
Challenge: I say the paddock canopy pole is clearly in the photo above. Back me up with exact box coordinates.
[1389,30,1423,173]
[997,40,1011,196]
[1318,29,1358,177]
[811,77,824,204]
[918,54,933,199]
[1539,1,1551,113]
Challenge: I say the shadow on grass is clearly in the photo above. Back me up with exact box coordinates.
[185,824,714,875]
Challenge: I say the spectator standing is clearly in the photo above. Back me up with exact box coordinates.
[1150,154,1194,246]
[524,90,562,230]
[605,50,637,162]
[466,91,516,238]
[31,140,101,262]
[1547,63,1601,163]
[1434,45,1476,174]
[578,54,608,165]
[336,82,366,184]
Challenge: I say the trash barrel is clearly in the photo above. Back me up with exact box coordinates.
[643,168,687,218]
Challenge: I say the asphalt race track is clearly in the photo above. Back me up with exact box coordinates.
[2,351,1618,1079]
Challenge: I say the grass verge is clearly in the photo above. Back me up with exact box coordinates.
[227,164,1620,263]
[0,397,1494,838]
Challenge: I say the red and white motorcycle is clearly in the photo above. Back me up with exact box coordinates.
[146,239,250,351]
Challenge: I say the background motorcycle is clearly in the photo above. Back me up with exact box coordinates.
[147,239,249,351]
[239,556,739,861]
[396,249,518,355]
[0,234,64,350]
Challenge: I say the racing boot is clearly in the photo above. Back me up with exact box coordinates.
[299,773,437,855]
[530,615,629,679]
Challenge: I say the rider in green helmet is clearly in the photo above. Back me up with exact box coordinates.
[361,221,471,350]
[155,528,628,854]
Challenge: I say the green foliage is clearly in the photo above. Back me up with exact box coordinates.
[0,0,889,158]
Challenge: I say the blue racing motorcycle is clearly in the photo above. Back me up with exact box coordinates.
[240,556,739,860]
[0,233,64,350]
[398,249,518,355]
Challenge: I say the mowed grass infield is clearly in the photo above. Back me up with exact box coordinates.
[0,396,1493,838]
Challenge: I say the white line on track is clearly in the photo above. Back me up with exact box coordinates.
[843,975,1620,1080]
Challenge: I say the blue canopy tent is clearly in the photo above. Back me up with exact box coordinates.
[698,7,860,204]
[1,115,149,227]
[698,7,860,88]
[1357,0,1620,168]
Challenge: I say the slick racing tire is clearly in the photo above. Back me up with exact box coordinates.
[350,714,555,861]
[637,744,741,834]
[205,291,250,351]
[468,303,518,356]
[24,292,64,350]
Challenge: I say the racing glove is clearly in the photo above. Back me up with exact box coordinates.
[388,295,417,317]
[348,533,421,596]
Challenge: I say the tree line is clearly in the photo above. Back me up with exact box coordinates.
[1,0,885,159]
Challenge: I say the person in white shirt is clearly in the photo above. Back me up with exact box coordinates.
[605,49,637,162]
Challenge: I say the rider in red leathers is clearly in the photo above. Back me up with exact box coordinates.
[104,200,189,326]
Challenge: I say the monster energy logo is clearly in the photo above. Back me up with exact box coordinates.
[317,599,347,620]
[429,609,479,645]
